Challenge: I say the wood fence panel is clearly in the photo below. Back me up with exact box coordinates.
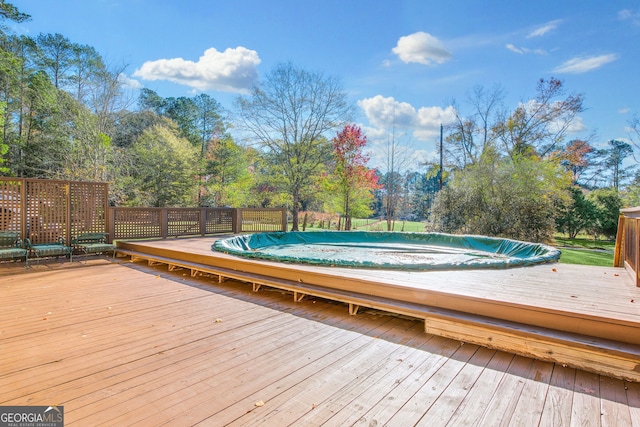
[205,208,235,234]
[111,208,162,240]
[239,208,287,232]
[25,180,69,244]
[0,179,22,233]
[70,181,109,238]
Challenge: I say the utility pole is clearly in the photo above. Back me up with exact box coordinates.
[439,123,443,190]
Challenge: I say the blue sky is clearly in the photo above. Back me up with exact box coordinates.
[10,0,640,170]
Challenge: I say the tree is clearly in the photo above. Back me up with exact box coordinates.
[236,62,353,230]
[127,120,199,207]
[0,100,7,173]
[0,1,29,28]
[494,78,584,158]
[381,125,413,230]
[627,114,640,154]
[603,139,633,191]
[588,188,623,239]
[69,44,104,105]
[325,124,379,230]
[555,186,597,238]
[432,148,570,242]
[410,167,441,221]
[445,84,505,168]
[193,93,225,204]
[34,33,74,90]
[550,139,595,186]
[138,88,167,113]
[203,134,250,207]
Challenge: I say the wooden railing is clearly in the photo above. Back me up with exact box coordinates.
[107,207,287,240]
[614,207,640,286]
[0,177,287,245]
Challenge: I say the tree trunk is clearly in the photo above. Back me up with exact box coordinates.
[291,191,299,231]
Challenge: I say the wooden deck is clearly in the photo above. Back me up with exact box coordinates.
[0,239,639,425]
[116,238,640,382]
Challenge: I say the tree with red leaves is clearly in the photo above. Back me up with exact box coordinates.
[550,139,594,185]
[328,124,380,230]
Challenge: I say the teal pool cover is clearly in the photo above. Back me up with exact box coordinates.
[212,231,560,270]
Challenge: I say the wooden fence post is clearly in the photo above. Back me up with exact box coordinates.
[232,208,241,234]
[160,208,168,239]
[200,208,207,236]
[281,208,288,232]
[614,213,624,267]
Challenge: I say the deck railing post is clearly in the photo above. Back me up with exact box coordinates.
[231,208,239,234]
[614,214,624,267]
[636,218,640,287]
[160,208,168,239]
[107,207,114,243]
[19,179,26,241]
[200,208,207,236]
[281,208,287,232]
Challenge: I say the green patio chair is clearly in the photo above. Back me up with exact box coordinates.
[26,236,72,265]
[0,231,28,267]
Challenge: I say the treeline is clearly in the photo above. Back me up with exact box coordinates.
[1,3,639,242]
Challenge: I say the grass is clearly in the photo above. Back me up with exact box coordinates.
[553,235,615,251]
[553,234,615,266]
[351,219,425,232]
[558,248,614,267]
[303,218,426,232]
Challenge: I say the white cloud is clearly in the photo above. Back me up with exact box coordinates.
[357,95,457,170]
[506,44,524,54]
[358,95,416,129]
[619,107,631,114]
[358,95,456,142]
[118,74,142,89]
[564,116,587,134]
[133,46,261,93]
[506,44,547,55]
[527,20,562,38]
[392,32,452,65]
[619,8,640,26]
[553,54,618,74]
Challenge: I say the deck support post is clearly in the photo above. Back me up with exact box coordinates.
[253,283,262,292]
[349,304,360,315]
[294,291,305,302]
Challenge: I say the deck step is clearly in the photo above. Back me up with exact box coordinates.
[116,247,640,382]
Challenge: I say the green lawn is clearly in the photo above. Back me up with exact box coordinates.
[553,235,615,251]
[554,235,615,266]
[351,219,425,232]
[558,248,614,266]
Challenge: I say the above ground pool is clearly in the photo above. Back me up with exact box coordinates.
[212,231,560,270]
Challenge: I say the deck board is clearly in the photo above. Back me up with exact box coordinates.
[1,242,639,426]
